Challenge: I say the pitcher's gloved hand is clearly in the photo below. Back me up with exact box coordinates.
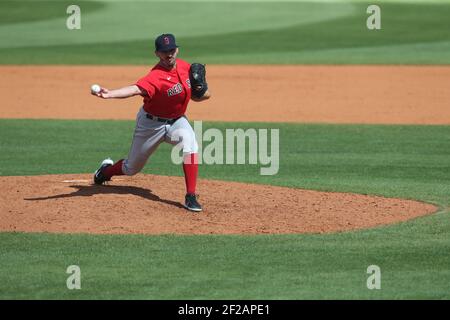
[189,63,208,98]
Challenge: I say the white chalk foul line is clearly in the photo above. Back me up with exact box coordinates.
[62,179,126,183]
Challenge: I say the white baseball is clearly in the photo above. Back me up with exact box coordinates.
[91,84,101,94]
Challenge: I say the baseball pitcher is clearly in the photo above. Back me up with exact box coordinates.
[91,33,210,212]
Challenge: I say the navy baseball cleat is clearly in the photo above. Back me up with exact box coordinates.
[94,158,114,185]
[184,193,202,212]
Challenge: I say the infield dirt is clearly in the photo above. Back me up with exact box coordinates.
[0,65,446,234]
[1,65,450,124]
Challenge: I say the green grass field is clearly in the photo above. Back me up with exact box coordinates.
[1,0,450,64]
[0,120,449,299]
[1,0,449,300]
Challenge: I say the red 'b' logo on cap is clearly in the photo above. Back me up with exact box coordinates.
[164,37,170,45]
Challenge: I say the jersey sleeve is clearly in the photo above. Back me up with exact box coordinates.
[135,74,157,98]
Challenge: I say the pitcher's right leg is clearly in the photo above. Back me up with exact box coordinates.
[94,108,166,184]
[121,110,167,176]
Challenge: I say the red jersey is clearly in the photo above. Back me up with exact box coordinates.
[135,58,192,119]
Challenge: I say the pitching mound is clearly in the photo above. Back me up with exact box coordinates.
[0,174,437,235]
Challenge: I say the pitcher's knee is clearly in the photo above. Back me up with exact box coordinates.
[183,139,199,154]
[179,132,199,154]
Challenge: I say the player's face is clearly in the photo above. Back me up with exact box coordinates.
[156,48,178,69]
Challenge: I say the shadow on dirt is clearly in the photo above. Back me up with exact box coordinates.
[24,184,185,209]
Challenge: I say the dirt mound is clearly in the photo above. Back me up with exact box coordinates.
[0,174,437,235]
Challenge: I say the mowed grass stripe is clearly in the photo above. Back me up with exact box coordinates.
[0,225,449,299]
[0,1,449,64]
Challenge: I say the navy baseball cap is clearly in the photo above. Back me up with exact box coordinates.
[155,33,178,52]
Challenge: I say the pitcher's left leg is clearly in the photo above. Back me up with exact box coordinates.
[166,117,202,212]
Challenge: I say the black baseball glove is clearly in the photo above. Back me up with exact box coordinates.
[189,63,208,99]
